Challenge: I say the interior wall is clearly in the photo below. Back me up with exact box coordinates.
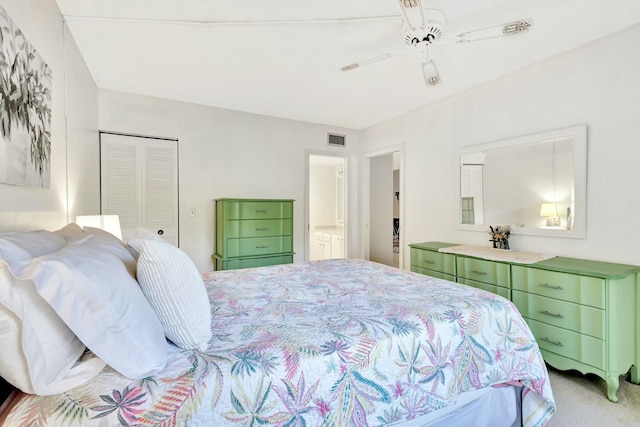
[63,24,100,221]
[98,90,360,272]
[0,0,99,232]
[393,169,399,218]
[369,154,393,266]
[360,25,640,267]
[309,162,337,261]
[309,163,337,228]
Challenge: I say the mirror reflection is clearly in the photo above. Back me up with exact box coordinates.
[457,125,587,238]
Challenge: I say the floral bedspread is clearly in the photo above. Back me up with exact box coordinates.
[5,259,555,426]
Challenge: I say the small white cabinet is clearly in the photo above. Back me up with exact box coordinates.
[316,232,331,259]
[330,234,344,259]
[313,229,344,260]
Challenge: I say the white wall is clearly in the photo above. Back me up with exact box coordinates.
[64,25,100,220]
[309,163,336,261]
[309,163,337,229]
[369,154,393,266]
[0,0,99,232]
[361,25,640,266]
[393,169,399,218]
[98,90,360,271]
[5,0,637,270]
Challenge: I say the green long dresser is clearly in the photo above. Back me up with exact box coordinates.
[214,199,294,271]
[409,241,640,402]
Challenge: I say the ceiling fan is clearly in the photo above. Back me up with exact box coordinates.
[340,0,533,87]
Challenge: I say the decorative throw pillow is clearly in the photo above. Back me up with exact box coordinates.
[19,234,168,379]
[136,239,212,351]
[0,231,106,395]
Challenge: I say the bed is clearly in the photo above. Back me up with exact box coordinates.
[0,228,555,427]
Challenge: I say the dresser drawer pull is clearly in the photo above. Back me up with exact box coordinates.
[256,209,268,213]
[422,260,436,265]
[539,283,564,290]
[541,337,564,347]
[540,310,564,319]
[256,228,269,231]
[256,245,269,249]
[471,270,487,276]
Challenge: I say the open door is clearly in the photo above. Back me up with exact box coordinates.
[364,147,403,268]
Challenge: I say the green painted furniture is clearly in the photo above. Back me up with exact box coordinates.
[409,242,456,281]
[409,241,640,402]
[456,255,511,300]
[214,199,294,271]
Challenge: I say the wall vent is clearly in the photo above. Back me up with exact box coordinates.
[327,133,346,147]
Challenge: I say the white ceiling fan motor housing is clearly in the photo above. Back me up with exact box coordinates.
[403,9,445,48]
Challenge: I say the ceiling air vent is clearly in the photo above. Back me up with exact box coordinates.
[328,133,346,148]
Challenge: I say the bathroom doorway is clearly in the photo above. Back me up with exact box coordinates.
[306,154,347,261]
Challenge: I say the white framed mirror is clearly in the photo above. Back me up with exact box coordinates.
[457,124,587,238]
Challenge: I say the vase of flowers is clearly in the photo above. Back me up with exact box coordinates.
[489,225,511,250]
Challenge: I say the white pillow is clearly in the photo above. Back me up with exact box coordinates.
[126,227,164,260]
[52,223,85,242]
[0,230,66,265]
[20,234,168,379]
[82,226,126,245]
[136,240,211,351]
[0,297,30,391]
[0,230,106,395]
[134,227,162,240]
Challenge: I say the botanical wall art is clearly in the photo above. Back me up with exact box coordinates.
[0,4,52,188]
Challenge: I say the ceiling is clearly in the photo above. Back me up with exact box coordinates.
[55,0,640,130]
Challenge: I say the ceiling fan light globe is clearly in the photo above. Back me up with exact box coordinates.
[422,61,440,86]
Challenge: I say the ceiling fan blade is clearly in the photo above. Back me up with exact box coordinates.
[456,18,533,43]
[396,0,427,30]
[340,50,406,71]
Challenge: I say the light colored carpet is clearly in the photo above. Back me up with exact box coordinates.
[545,366,640,426]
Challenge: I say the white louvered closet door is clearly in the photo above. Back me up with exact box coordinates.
[100,133,179,245]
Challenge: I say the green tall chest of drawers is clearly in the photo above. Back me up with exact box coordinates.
[214,199,294,271]
[409,241,640,402]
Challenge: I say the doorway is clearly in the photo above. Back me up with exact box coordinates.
[364,147,402,268]
[306,153,347,261]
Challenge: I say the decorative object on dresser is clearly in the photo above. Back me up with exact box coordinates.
[488,225,511,249]
[409,241,640,402]
[213,198,294,270]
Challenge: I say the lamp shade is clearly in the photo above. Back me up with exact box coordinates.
[539,203,559,218]
[75,215,122,240]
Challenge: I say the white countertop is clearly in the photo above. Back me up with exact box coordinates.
[438,244,555,264]
[314,225,344,235]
